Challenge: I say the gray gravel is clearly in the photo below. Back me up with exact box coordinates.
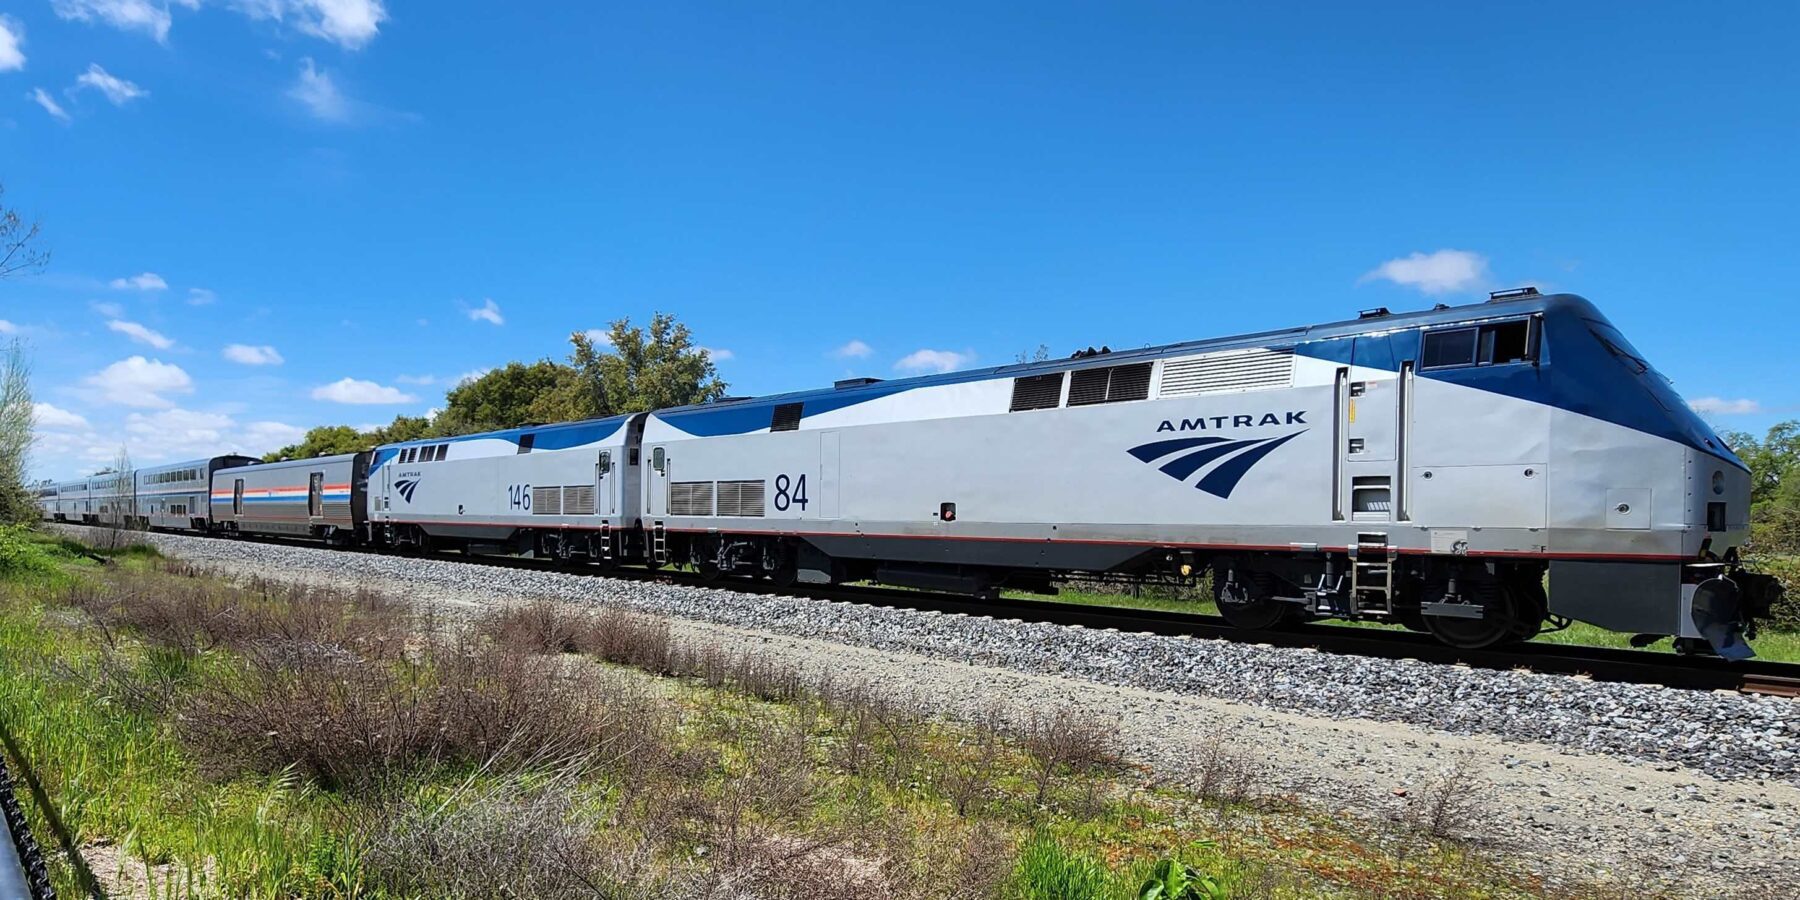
[67,526,1800,785]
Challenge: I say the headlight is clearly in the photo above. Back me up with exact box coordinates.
[1712,470,1725,496]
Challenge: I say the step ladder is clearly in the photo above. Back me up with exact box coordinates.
[651,520,668,565]
[599,522,613,561]
[1348,532,1396,615]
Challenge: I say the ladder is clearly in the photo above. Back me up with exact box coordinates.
[1349,532,1396,615]
[651,520,668,565]
[599,522,613,561]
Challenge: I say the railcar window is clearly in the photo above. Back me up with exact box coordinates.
[1421,328,1478,368]
[1422,319,1536,370]
[770,402,803,432]
[1481,320,1532,364]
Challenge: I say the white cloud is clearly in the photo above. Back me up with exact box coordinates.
[310,377,416,404]
[393,373,435,385]
[187,287,216,305]
[82,356,194,408]
[238,419,307,452]
[454,368,491,386]
[28,87,70,123]
[33,403,89,430]
[465,298,503,326]
[0,16,24,72]
[895,349,973,374]
[222,343,283,365]
[700,346,734,362]
[232,0,387,50]
[74,63,148,105]
[110,271,167,291]
[1360,249,1489,295]
[51,0,188,43]
[106,319,174,349]
[288,57,347,121]
[0,320,14,334]
[1689,397,1761,416]
[581,328,614,350]
[832,339,873,359]
[90,301,125,318]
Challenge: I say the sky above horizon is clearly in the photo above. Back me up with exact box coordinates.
[3,2,1797,480]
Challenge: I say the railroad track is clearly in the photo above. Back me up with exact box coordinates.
[55,523,1800,698]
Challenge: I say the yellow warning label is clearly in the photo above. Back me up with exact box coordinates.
[1348,400,1357,423]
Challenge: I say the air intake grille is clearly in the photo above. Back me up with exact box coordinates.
[670,481,714,516]
[562,484,596,516]
[1158,348,1294,397]
[1009,373,1064,411]
[1068,362,1154,406]
[531,486,562,515]
[716,480,766,517]
[770,403,803,432]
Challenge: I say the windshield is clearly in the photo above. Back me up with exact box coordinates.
[1587,318,1678,410]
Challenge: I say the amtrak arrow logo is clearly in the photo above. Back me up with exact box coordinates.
[394,478,420,503]
[1127,431,1307,499]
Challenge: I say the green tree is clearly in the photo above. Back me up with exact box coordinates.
[0,341,34,524]
[1725,421,1800,553]
[264,425,372,462]
[430,360,588,437]
[570,312,727,415]
[369,415,432,445]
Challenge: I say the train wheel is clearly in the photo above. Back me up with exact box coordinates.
[1421,579,1534,649]
[1213,570,1295,631]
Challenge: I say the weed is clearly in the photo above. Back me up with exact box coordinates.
[1007,835,1112,900]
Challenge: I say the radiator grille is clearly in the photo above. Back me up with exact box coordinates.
[322,502,352,520]
[1068,362,1154,406]
[531,485,562,515]
[715,480,766,517]
[562,484,596,516]
[1158,348,1294,397]
[670,481,715,516]
[1009,373,1064,411]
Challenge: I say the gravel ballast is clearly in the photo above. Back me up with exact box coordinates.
[71,527,1799,785]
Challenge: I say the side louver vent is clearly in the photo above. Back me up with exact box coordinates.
[562,484,596,516]
[1009,373,1064,411]
[670,481,715,516]
[1068,362,1154,406]
[1158,348,1294,397]
[716,480,767,517]
[531,485,562,515]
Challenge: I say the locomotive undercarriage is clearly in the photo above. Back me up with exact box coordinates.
[1195,550,1554,650]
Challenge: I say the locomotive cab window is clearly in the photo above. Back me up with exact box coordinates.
[516,434,535,454]
[1421,318,1536,370]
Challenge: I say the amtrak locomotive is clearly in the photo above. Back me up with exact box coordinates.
[41,290,1783,658]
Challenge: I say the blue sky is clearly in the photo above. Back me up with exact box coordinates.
[2,1,1796,480]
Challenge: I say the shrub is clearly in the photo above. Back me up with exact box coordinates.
[0,525,56,579]
[359,771,651,899]
[1017,706,1122,810]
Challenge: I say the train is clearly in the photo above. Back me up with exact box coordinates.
[37,290,1784,658]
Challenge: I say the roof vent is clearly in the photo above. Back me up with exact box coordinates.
[1359,307,1391,319]
[834,377,884,389]
[1069,346,1113,360]
[1488,286,1540,302]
